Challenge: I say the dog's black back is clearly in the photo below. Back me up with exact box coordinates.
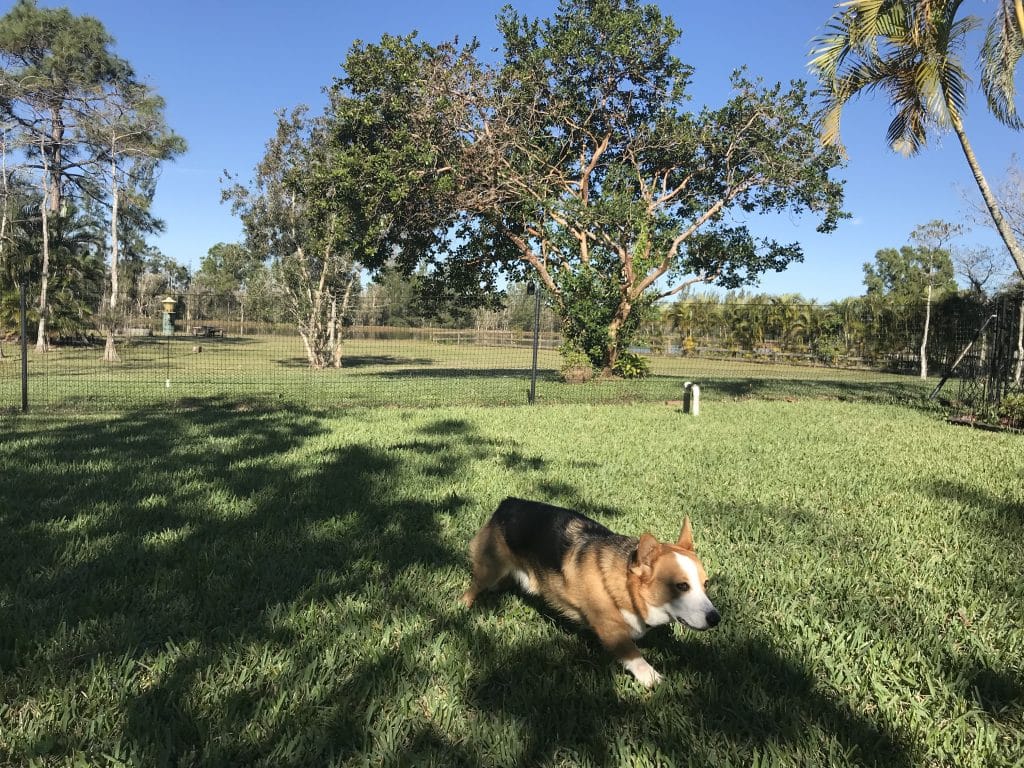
[491,497,632,572]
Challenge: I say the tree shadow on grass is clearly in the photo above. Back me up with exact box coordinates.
[0,401,481,762]
[369,366,548,380]
[460,582,912,767]
[687,376,933,407]
[0,402,915,766]
[464,632,912,768]
[925,478,1024,533]
[273,354,435,369]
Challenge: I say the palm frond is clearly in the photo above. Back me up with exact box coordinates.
[980,0,1024,128]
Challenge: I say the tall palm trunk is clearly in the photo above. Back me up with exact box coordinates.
[949,113,1024,281]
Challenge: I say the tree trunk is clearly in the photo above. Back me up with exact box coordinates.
[103,164,121,363]
[35,112,64,353]
[0,144,7,362]
[605,299,633,374]
[35,190,50,353]
[920,284,932,379]
[329,294,341,369]
[1015,297,1023,387]
[298,329,317,368]
[949,113,1024,281]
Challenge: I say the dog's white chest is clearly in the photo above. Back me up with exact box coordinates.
[620,609,648,639]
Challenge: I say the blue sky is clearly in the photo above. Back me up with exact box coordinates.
[42,0,1022,302]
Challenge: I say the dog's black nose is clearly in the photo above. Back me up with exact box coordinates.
[706,610,721,628]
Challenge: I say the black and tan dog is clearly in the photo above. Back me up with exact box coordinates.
[462,497,720,687]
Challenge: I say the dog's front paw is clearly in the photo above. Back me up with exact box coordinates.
[623,656,662,688]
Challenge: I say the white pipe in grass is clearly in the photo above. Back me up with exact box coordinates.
[682,381,700,416]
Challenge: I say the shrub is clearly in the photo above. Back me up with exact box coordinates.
[558,344,596,384]
[810,333,844,366]
[612,351,650,379]
[997,393,1024,429]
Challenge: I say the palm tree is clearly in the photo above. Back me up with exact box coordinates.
[810,0,1024,281]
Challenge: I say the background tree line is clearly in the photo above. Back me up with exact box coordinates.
[3,0,1021,380]
[0,0,183,361]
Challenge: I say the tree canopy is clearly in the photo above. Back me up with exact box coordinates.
[325,0,847,371]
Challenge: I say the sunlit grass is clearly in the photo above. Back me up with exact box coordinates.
[1,399,1021,766]
[0,333,932,411]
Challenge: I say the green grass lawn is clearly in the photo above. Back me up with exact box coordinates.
[1,399,1021,766]
[0,333,932,411]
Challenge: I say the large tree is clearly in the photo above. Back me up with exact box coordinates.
[811,0,1024,282]
[330,0,846,372]
[81,81,184,361]
[224,108,360,368]
[0,0,138,351]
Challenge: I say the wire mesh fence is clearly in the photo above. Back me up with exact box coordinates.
[2,294,1021,413]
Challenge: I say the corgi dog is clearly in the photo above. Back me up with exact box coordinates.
[461,497,720,687]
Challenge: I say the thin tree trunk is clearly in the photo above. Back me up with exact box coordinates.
[950,113,1024,281]
[329,294,341,369]
[35,184,50,353]
[0,134,7,362]
[103,160,121,363]
[1015,297,1023,386]
[299,328,316,367]
[605,299,633,374]
[35,111,64,353]
[331,274,356,369]
[920,283,932,379]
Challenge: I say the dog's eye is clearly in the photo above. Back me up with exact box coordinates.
[675,582,690,593]
[703,580,709,590]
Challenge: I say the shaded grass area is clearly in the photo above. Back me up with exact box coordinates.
[1,400,1021,766]
[0,334,935,412]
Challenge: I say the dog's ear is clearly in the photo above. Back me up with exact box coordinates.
[630,533,660,578]
[677,517,694,551]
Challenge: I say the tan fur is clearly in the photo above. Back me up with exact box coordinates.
[462,509,717,687]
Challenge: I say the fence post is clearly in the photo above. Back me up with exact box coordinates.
[528,281,541,404]
[19,277,28,413]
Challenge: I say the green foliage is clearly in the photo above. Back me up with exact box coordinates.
[810,0,1024,283]
[1,0,182,350]
[557,343,596,383]
[223,108,359,368]
[810,333,845,366]
[980,1,1024,128]
[193,242,263,303]
[553,267,615,368]
[863,245,957,304]
[611,350,650,379]
[997,392,1024,428]
[0,201,104,338]
[321,0,846,375]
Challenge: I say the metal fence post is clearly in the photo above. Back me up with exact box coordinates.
[528,281,541,404]
[19,277,28,413]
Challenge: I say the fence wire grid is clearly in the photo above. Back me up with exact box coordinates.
[2,296,1021,413]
